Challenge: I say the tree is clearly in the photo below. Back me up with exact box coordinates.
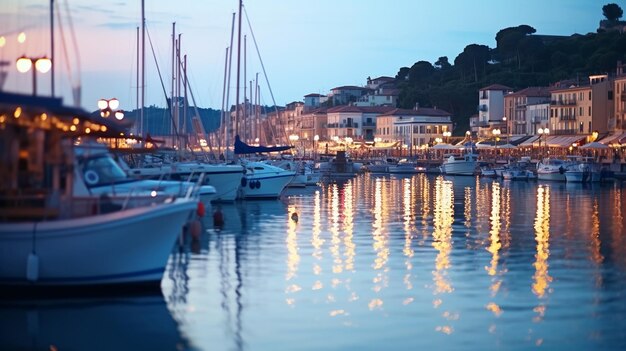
[434,56,451,70]
[454,44,490,82]
[603,3,623,21]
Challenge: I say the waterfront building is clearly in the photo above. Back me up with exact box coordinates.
[328,85,370,105]
[549,74,613,136]
[376,106,453,152]
[504,87,552,136]
[303,93,327,112]
[527,102,550,135]
[613,66,626,131]
[326,105,394,141]
[355,76,399,107]
[299,107,328,143]
[477,84,511,137]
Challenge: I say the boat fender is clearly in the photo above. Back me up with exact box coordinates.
[84,170,99,185]
[197,201,205,217]
[559,166,565,174]
[257,180,261,189]
[249,180,255,189]
[241,177,247,187]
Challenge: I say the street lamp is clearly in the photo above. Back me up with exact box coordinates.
[98,98,122,118]
[538,127,549,158]
[15,55,51,95]
[502,116,509,143]
[443,131,451,143]
[492,128,501,159]
[313,134,319,160]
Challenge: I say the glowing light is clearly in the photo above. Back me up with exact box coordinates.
[69,125,77,132]
[13,107,22,118]
[97,99,108,110]
[72,117,79,125]
[0,36,5,47]
[16,56,32,73]
[40,113,47,121]
[85,128,91,134]
[150,190,157,197]
[101,126,107,132]
[0,115,5,123]
[115,110,124,120]
[35,57,51,73]
[17,32,26,44]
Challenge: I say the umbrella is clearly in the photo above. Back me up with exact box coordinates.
[580,141,609,149]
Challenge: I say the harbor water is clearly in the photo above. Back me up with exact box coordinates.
[2,174,626,350]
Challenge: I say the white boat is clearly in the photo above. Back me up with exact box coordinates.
[0,197,197,287]
[0,92,199,289]
[77,145,216,204]
[564,158,603,183]
[440,144,478,176]
[122,159,244,202]
[239,161,295,199]
[365,159,390,173]
[480,166,496,177]
[318,151,360,179]
[536,158,570,182]
[388,159,426,174]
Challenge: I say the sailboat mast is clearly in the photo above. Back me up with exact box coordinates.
[183,54,188,151]
[177,33,182,150]
[171,22,175,138]
[224,12,236,156]
[243,34,247,142]
[136,27,139,119]
[234,0,243,138]
[140,0,146,137]
[50,0,55,96]
[219,47,228,155]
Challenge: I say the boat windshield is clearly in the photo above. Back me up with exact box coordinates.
[81,155,129,186]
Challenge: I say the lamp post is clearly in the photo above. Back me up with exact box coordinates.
[313,134,319,160]
[502,116,509,144]
[538,127,549,159]
[289,134,299,156]
[98,98,124,120]
[443,131,451,144]
[16,56,52,96]
[492,128,501,159]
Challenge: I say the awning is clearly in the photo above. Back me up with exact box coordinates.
[546,135,586,148]
[599,132,626,145]
[517,135,540,147]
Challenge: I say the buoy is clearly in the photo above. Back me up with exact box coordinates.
[197,201,205,217]
[291,212,298,222]
[213,207,224,227]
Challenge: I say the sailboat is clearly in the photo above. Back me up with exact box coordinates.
[227,0,295,199]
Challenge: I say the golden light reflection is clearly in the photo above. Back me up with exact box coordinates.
[343,182,355,272]
[590,200,604,266]
[371,177,389,307]
[329,184,343,274]
[420,175,431,240]
[285,204,300,282]
[311,190,324,263]
[486,302,503,317]
[464,187,472,229]
[486,182,501,280]
[532,186,552,324]
[432,176,454,297]
[403,177,415,291]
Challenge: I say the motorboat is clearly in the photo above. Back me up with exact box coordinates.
[440,143,479,176]
[121,157,244,202]
[536,158,571,182]
[318,151,360,179]
[564,157,606,183]
[0,92,199,289]
[387,159,426,174]
[239,160,295,199]
[77,144,216,204]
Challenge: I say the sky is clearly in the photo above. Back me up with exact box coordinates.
[0,0,618,112]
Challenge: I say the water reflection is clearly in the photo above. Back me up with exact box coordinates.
[0,295,185,351]
[159,176,626,351]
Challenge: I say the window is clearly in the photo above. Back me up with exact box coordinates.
[608,91,613,100]
[589,92,592,100]
[579,122,583,133]
[588,121,591,133]
[579,107,582,116]
[589,106,591,116]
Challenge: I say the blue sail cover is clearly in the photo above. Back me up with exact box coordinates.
[234,135,293,154]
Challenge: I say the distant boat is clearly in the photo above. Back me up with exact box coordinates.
[440,143,478,176]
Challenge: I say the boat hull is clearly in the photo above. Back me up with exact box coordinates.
[240,173,295,199]
[537,171,566,182]
[0,199,197,287]
[441,161,477,176]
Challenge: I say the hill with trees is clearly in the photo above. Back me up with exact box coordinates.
[395,3,626,134]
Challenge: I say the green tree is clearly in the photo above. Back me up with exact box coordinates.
[603,3,623,21]
[434,56,451,70]
[454,44,490,82]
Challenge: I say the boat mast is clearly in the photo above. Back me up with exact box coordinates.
[136,26,139,120]
[224,12,236,157]
[140,0,146,137]
[234,0,243,139]
[219,47,228,155]
[50,0,55,96]
[171,22,176,143]
[243,34,247,142]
